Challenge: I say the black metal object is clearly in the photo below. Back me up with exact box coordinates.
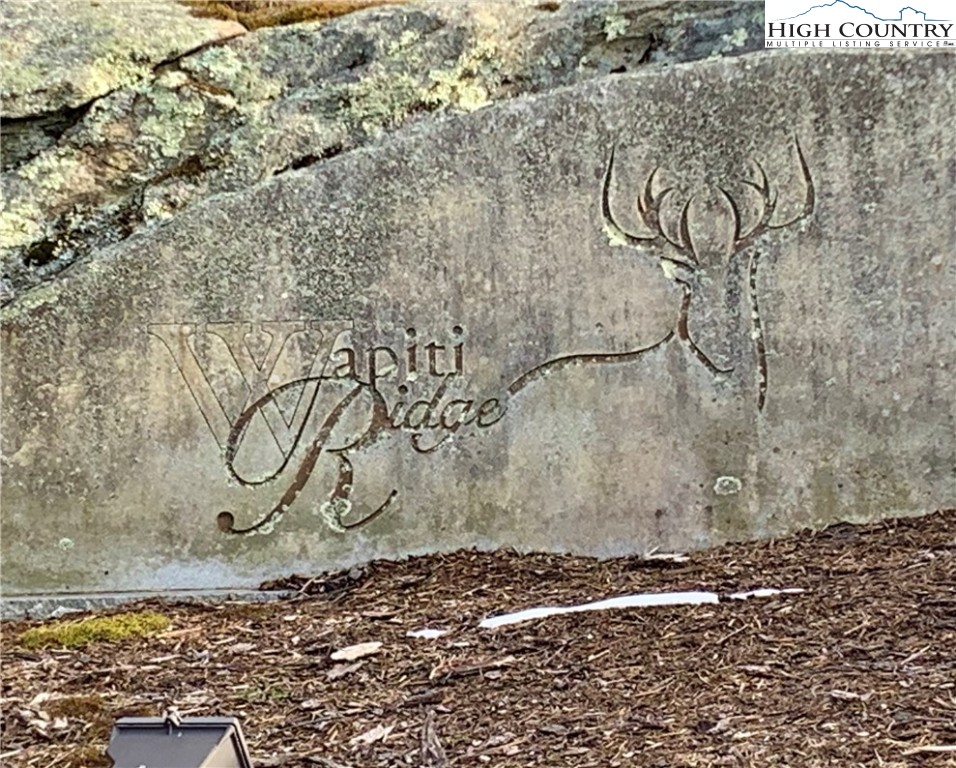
[107,711,253,768]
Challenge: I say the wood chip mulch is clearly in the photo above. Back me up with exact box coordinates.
[2,510,954,767]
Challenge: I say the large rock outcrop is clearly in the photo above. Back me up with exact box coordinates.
[2,0,763,302]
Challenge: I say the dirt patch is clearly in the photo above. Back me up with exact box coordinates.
[2,510,954,767]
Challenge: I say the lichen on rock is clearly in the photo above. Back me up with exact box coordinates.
[0,0,245,118]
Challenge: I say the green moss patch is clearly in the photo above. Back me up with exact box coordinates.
[19,611,170,649]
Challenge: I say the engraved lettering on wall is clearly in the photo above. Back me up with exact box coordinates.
[151,135,816,537]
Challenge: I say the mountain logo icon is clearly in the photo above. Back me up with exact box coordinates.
[772,1,949,23]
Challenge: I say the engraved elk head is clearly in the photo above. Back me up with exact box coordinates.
[601,136,815,408]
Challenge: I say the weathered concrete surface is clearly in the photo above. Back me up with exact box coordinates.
[2,50,954,595]
[0,0,763,302]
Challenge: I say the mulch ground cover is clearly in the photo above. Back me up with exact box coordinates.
[2,510,954,767]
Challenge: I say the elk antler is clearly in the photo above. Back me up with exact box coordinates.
[718,136,815,254]
[602,146,698,269]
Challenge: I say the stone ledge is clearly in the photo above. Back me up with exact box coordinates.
[1,590,294,621]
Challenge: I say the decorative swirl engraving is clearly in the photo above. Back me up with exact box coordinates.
[150,322,671,536]
[208,335,671,537]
